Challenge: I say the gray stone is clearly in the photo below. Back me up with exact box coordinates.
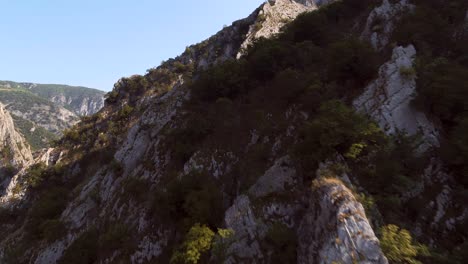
[248,156,296,198]
[353,45,439,150]
[362,0,414,50]
[298,178,388,264]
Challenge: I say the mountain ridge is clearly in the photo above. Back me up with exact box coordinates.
[0,80,105,116]
[0,80,105,149]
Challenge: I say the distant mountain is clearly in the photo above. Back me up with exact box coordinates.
[0,81,105,149]
[0,81,105,116]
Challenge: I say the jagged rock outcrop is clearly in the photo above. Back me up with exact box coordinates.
[224,195,268,263]
[48,94,104,116]
[222,156,300,263]
[221,156,387,264]
[0,103,33,201]
[298,178,388,264]
[357,5,468,248]
[353,45,439,149]
[7,103,78,135]
[361,0,414,50]
[0,104,33,167]
[0,148,59,204]
[237,0,317,58]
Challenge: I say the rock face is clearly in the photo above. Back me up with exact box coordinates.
[7,103,78,135]
[361,0,414,50]
[31,87,105,116]
[0,103,33,197]
[48,94,104,116]
[0,104,33,166]
[237,0,317,58]
[298,178,388,264]
[220,157,388,264]
[224,195,268,263]
[353,45,439,149]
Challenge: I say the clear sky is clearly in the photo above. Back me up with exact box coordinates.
[0,0,264,91]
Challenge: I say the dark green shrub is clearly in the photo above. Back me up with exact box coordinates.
[40,219,67,242]
[444,118,468,185]
[25,187,68,239]
[147,67,177,89]
[24,163,47,189]
[99,223,134,254]
[282,11,330,45]
[245,39,296,81]
[0,207,21,224]
[105,90,119,105]
[295,100,384,172]
[118,104,134,120]
[268,69,309,106]
[151,172,223,231]
[264,223,297,264]
[58,229,99,264]
[393,0,467,56]
[110,159,123,175]
[1,146,12,160]
[122,177,149,201]
[414,58,468,124]
[169,113,213,165]
[114,75,151,96]
[326,38,378,87]
[191,59,249,102]
[63,127,81,143]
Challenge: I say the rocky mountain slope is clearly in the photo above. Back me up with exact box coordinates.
[0,81,105,149]
[0,0,467,263]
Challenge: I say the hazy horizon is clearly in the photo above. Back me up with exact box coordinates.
[0,0,264,91]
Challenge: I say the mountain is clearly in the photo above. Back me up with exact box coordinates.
[0,0,467,263]
[0,81,105,149]
[0,81,105,116]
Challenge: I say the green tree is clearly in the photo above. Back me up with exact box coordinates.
[380,224,428,264]
[295,100,383,169]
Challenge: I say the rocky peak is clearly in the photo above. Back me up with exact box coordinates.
[0,104,33,167]
[298,177,388,264]
[237,0,317,58]
[0,103,33,199]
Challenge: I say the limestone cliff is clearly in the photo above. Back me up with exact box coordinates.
[0,103,33,197]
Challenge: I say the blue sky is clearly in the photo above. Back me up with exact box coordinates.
[0,0,264,91]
